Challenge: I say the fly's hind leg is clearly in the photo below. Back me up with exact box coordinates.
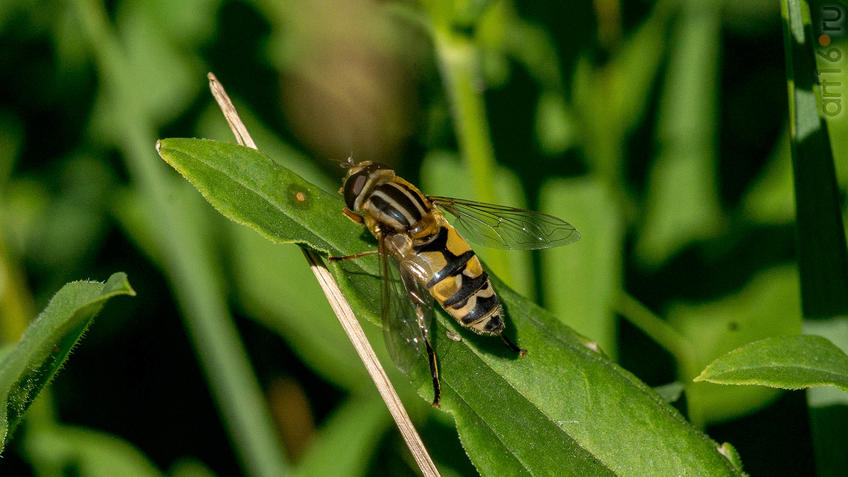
[423,335,441,407]
[501,333,527,357]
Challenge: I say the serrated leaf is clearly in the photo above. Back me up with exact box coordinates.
[157,138,744,475]
[0,272,135,451]
[804,317,848,476]
[696,335,848,392]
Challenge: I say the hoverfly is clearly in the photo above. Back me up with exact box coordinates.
[331,159,579,407]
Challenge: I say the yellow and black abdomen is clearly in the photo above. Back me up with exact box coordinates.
[412,221,504,335]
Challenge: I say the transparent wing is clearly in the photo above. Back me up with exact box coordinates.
[429,196,581,250]
[379,235,434,374]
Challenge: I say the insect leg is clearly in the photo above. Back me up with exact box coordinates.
[424,335,441,407]
[342,207,364,224]
[501,334,527,357]
[327,250,379,262]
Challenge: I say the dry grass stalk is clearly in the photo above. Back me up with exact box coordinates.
[206,72,439,477]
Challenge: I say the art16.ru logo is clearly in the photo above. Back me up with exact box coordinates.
[818,4,845,117]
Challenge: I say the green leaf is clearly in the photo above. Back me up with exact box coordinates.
[669,266,801,425]
[654,382,685,404]
[780,0,848,316]
[22,424,163,477]
[742,129,794,224]
[228,224,375,391]
[0,272,135,451]
[534,91,577,155]
[540,177,622,358]
[804,317,848,477]
[572,0,671,183]
[196,101,337,193]
[695,335,848,392]
[291,396,390,477]
[634,0,724,267]
[169,458,219,477]
[155,140,360,254]
[157,138,744,475]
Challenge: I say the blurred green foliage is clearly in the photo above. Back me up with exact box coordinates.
[0,0,846,476]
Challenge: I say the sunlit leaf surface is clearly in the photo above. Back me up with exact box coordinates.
[158,138,745,475]
[696,335,848,392]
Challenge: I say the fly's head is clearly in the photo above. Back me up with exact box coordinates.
[339,160,393,212]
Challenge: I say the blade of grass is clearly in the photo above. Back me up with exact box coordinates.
[302,249,439,477]
[782,2,848,473]
[780,0,848,316]
[71,2,289,476]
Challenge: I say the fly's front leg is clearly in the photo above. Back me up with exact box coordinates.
[329,208,379,262]
[341,207,363,224]
[327,250,379,262]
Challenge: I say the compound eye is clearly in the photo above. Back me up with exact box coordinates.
[343,172,369,209]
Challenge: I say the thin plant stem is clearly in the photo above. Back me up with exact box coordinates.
[615,292,705,426]
[73,3,288,476]
[430,27,511,280]
[207,73,440,477]
[615,293,695,369]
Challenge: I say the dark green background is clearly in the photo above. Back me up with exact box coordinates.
[1,0,846,475]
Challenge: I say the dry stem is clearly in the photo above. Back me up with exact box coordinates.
[206,72,439,477]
